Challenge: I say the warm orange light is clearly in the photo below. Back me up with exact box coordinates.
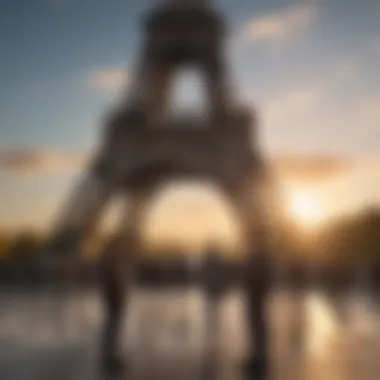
[288,191,324,227]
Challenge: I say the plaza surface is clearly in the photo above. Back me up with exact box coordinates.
[0,287,379,380]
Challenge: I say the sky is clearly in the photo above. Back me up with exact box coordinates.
[0,0,379,246]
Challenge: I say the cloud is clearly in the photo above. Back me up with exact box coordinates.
[86,67,129,91]
[271,154,355,183]
[241,3,316,42]
[0,147,87,177]
[0,144,357,186]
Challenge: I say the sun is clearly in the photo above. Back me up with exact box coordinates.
[288,191,324,227]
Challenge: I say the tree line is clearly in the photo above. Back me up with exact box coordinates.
[0,207,379,268]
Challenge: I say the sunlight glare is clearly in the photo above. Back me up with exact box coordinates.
[288,191,324,227]
[306,293,338,356]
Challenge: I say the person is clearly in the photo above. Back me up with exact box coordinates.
[202,247,225,302]
[201,245,225,374]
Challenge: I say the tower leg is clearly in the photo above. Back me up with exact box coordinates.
[204,56,230,121]
[53,169,112,239]
[244,251,270,379]
[100,249,127,375]
[98,190,151,375]
[226,167,273,379]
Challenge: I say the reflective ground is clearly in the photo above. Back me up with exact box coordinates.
[0,287,379,379]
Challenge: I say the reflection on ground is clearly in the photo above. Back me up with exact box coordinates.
[0,288,379,379]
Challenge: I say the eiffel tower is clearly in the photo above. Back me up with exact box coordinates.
[48,0,272,377]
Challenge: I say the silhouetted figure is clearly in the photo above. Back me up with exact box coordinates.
[99,239,129,377]
[242,249,270,380]
[203,248,225,302]
[201,247,225,376]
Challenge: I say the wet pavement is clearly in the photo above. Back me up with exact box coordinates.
[0,288,379,379]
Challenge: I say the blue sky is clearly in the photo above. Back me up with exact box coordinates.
[0,0,379,239]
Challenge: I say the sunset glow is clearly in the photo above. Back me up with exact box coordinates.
[288,191,325,228]
[0,0,379,232]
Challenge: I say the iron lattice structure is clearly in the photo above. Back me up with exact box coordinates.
[47,0,276,377]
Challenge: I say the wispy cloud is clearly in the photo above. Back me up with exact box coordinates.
[241,3,317,43]
[272,154,355,183]
[0,147,87,177]
[0,145,358,184]
[86,67,129,91]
